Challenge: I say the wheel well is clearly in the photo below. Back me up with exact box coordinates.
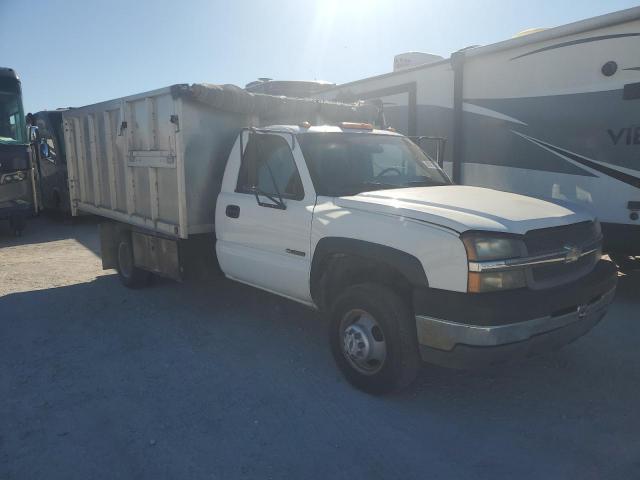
[313,253,417,312]
[310,238,428,311]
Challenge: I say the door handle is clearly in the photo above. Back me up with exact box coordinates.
[226,204,240,218]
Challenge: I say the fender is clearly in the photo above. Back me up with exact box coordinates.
[310,237,429,307]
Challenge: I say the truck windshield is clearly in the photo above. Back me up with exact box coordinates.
[298,133,451,196]
[0,79,26,145]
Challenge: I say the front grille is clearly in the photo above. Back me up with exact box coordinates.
[524,221,600,288]
[524,221,598,256]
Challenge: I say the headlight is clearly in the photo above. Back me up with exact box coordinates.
[462,233,524,261]
[461,232,526,293]
[0,170,27,184]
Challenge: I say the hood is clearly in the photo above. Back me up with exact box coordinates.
[334,186,594,234]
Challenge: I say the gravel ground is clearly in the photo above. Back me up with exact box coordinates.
[1,216,639,480]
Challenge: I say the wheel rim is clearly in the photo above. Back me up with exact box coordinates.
[339,309,387,375]
[118,241,133,279]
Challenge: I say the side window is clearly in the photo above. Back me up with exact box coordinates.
[237,134,304,200]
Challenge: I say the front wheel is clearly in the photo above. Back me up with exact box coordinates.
[329,283,421,394]
[116,233,151,288]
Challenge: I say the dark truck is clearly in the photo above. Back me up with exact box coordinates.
[30,109,71,214]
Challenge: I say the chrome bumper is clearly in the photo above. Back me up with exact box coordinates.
[415,286,616,366]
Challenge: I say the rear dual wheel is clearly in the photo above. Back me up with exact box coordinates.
[329,283,421,394]
[116,233,151,288]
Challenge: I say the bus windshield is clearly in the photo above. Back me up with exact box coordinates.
[0,78,26,145]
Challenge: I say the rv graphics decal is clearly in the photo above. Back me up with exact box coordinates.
[608,127,640,145]
[510,33,640,61]
[465,89,640,176]
[511,131,640,189]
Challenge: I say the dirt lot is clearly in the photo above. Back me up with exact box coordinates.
[1,216,639,479]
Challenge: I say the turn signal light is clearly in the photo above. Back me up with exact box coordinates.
[468,270,526,293]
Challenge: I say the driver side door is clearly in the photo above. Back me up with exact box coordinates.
[216,132,316,303]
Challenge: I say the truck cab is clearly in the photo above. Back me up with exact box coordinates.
[214,123,617,393]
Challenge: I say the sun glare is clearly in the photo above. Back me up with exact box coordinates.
[305,0,383,77]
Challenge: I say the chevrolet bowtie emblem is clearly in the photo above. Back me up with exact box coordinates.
[563,244,582,263]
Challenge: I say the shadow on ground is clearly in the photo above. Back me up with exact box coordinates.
[0,214,101,255]
[1,269,638,479]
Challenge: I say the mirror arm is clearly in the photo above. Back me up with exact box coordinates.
[260,149,286,208]
[251,187,286,210]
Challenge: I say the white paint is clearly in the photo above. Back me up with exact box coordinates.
[334,185,590,235]
[216,133,317,302]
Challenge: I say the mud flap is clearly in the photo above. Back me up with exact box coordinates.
[131,231,181,280]
[99,222,123,270]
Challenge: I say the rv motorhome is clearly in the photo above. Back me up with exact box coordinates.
[316,7,640,268]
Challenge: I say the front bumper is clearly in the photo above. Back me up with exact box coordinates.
[0,199,32,220]
[414,259,618,369]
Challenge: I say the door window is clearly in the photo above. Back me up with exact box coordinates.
[237,134,304,200]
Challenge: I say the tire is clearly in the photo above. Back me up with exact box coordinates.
[116,232,151,288]
[609,253,640,273]
[329,283,421,394]
[9,215,26,236]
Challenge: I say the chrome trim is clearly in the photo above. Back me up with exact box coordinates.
[415,287,615,351]
[468,242,601,273]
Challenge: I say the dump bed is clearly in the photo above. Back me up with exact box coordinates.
[64,84,377,239]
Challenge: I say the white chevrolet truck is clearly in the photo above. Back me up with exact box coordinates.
[63,84,617,393]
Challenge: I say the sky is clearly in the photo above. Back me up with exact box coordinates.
[1,0,639,113]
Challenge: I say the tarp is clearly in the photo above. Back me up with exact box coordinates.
[172,83,381,125]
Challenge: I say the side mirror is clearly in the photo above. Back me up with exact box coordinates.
[40,141,49,158]
[28,125,38,142]
[250,186,286,210]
